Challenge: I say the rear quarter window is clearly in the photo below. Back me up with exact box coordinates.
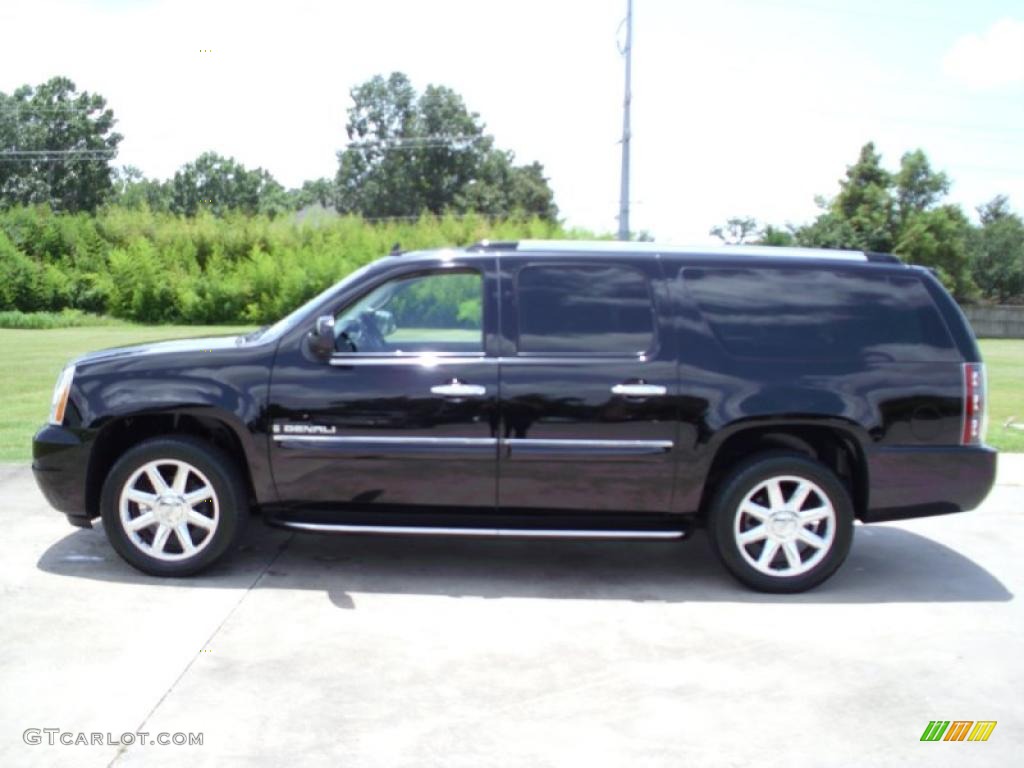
[681,266,957,362]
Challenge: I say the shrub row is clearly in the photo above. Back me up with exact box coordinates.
[0,308,126,330]
[0,206,586,324]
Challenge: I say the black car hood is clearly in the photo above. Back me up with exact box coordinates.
[71,334,245,368]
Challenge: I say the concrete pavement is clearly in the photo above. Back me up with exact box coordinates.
[1,457,1022,767]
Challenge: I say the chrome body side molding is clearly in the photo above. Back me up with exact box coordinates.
[504,438,673,456]
[271,435,498,446]
[328,355,658,366]
[272,434,673,455]
[270,520,685,539]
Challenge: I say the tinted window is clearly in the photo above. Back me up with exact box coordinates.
[516,265,655,356]
[683,267,955,361]
[335,271,482,354]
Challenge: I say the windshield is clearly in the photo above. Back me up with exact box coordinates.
[248,262,377,343]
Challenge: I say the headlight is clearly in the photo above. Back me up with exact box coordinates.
[48,365,76,426]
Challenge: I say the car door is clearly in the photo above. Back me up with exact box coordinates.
[497,255,678,515]
[268,257,500,515]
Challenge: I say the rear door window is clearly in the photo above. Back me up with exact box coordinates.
[682,267,956,361]
[515,264,656,356]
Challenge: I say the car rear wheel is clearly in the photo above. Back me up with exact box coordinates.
[708,452,854,593]
[100,436,248,576]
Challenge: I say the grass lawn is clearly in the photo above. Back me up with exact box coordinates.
[980,339,1024,453]
[1,329,1021,461]
[388,327,480,342]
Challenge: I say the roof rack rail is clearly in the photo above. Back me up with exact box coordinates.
[460,239,909,264]
[865,251,902,264]
[512,240,870,261]
[466,240,520,251]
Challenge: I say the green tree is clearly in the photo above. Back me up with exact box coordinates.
[112,166,172,211]
[782,143,975,296]
[758,224,795,246]
[336,72,557,221]
[969,196,1024,301]
[0,76,122,212]
[830,142,896,252]
[709,216,760,244]
[290,178,336,210]
[170,152,286,217]
[794,203,861,249]
[456,155,558,221]
[895,149,949,226]
[895,205,975,298]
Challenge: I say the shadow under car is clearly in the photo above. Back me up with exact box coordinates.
[36,519,1013,606]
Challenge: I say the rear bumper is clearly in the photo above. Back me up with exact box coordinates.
[862,445,997,523]
[32,424,91,521]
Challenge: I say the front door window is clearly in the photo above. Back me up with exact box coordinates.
[334,271,483,356]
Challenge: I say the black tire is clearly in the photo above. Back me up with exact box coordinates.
[100,436,248,577]
[708,452,854,593]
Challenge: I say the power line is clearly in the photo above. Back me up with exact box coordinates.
[0,106,107,112]
[344,211,543,223]
[0,151,118,166]
[345,134,486,150]
[346,143,478,152]
[0,149,117,156]
[0,105,111,115]
[1,158,115,164]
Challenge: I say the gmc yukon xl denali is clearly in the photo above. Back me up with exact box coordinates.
[32,240,997,592]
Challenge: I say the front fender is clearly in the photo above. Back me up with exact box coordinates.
[71,357,275,506]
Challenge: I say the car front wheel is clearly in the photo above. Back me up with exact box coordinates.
[100,436,248,576]
[708,452,854,593]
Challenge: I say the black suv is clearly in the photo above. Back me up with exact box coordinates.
[32,241,997,592]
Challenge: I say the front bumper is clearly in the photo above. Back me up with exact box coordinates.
[862,445,998,523]
[32,424,92,522]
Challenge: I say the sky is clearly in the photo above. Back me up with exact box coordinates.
[1,0,1022,242]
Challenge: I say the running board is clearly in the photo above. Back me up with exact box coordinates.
[271,520,686,540]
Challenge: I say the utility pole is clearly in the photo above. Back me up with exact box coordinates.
[617,0,633,241]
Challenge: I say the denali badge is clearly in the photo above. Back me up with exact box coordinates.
[274,423,338,435]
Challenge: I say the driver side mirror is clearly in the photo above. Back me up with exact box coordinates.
[306,314,336,360]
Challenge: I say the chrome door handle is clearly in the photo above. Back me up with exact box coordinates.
[611,383,667,398]
[431,381,487,398]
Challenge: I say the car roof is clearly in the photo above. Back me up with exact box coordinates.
[394,239,903,266]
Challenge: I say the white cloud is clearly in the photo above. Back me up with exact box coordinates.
[943,18,1024,90]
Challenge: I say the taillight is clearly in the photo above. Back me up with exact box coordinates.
[961,363,988,446]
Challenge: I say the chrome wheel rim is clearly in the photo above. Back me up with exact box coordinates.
[733,475,836,578]
[119,460,219,562]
